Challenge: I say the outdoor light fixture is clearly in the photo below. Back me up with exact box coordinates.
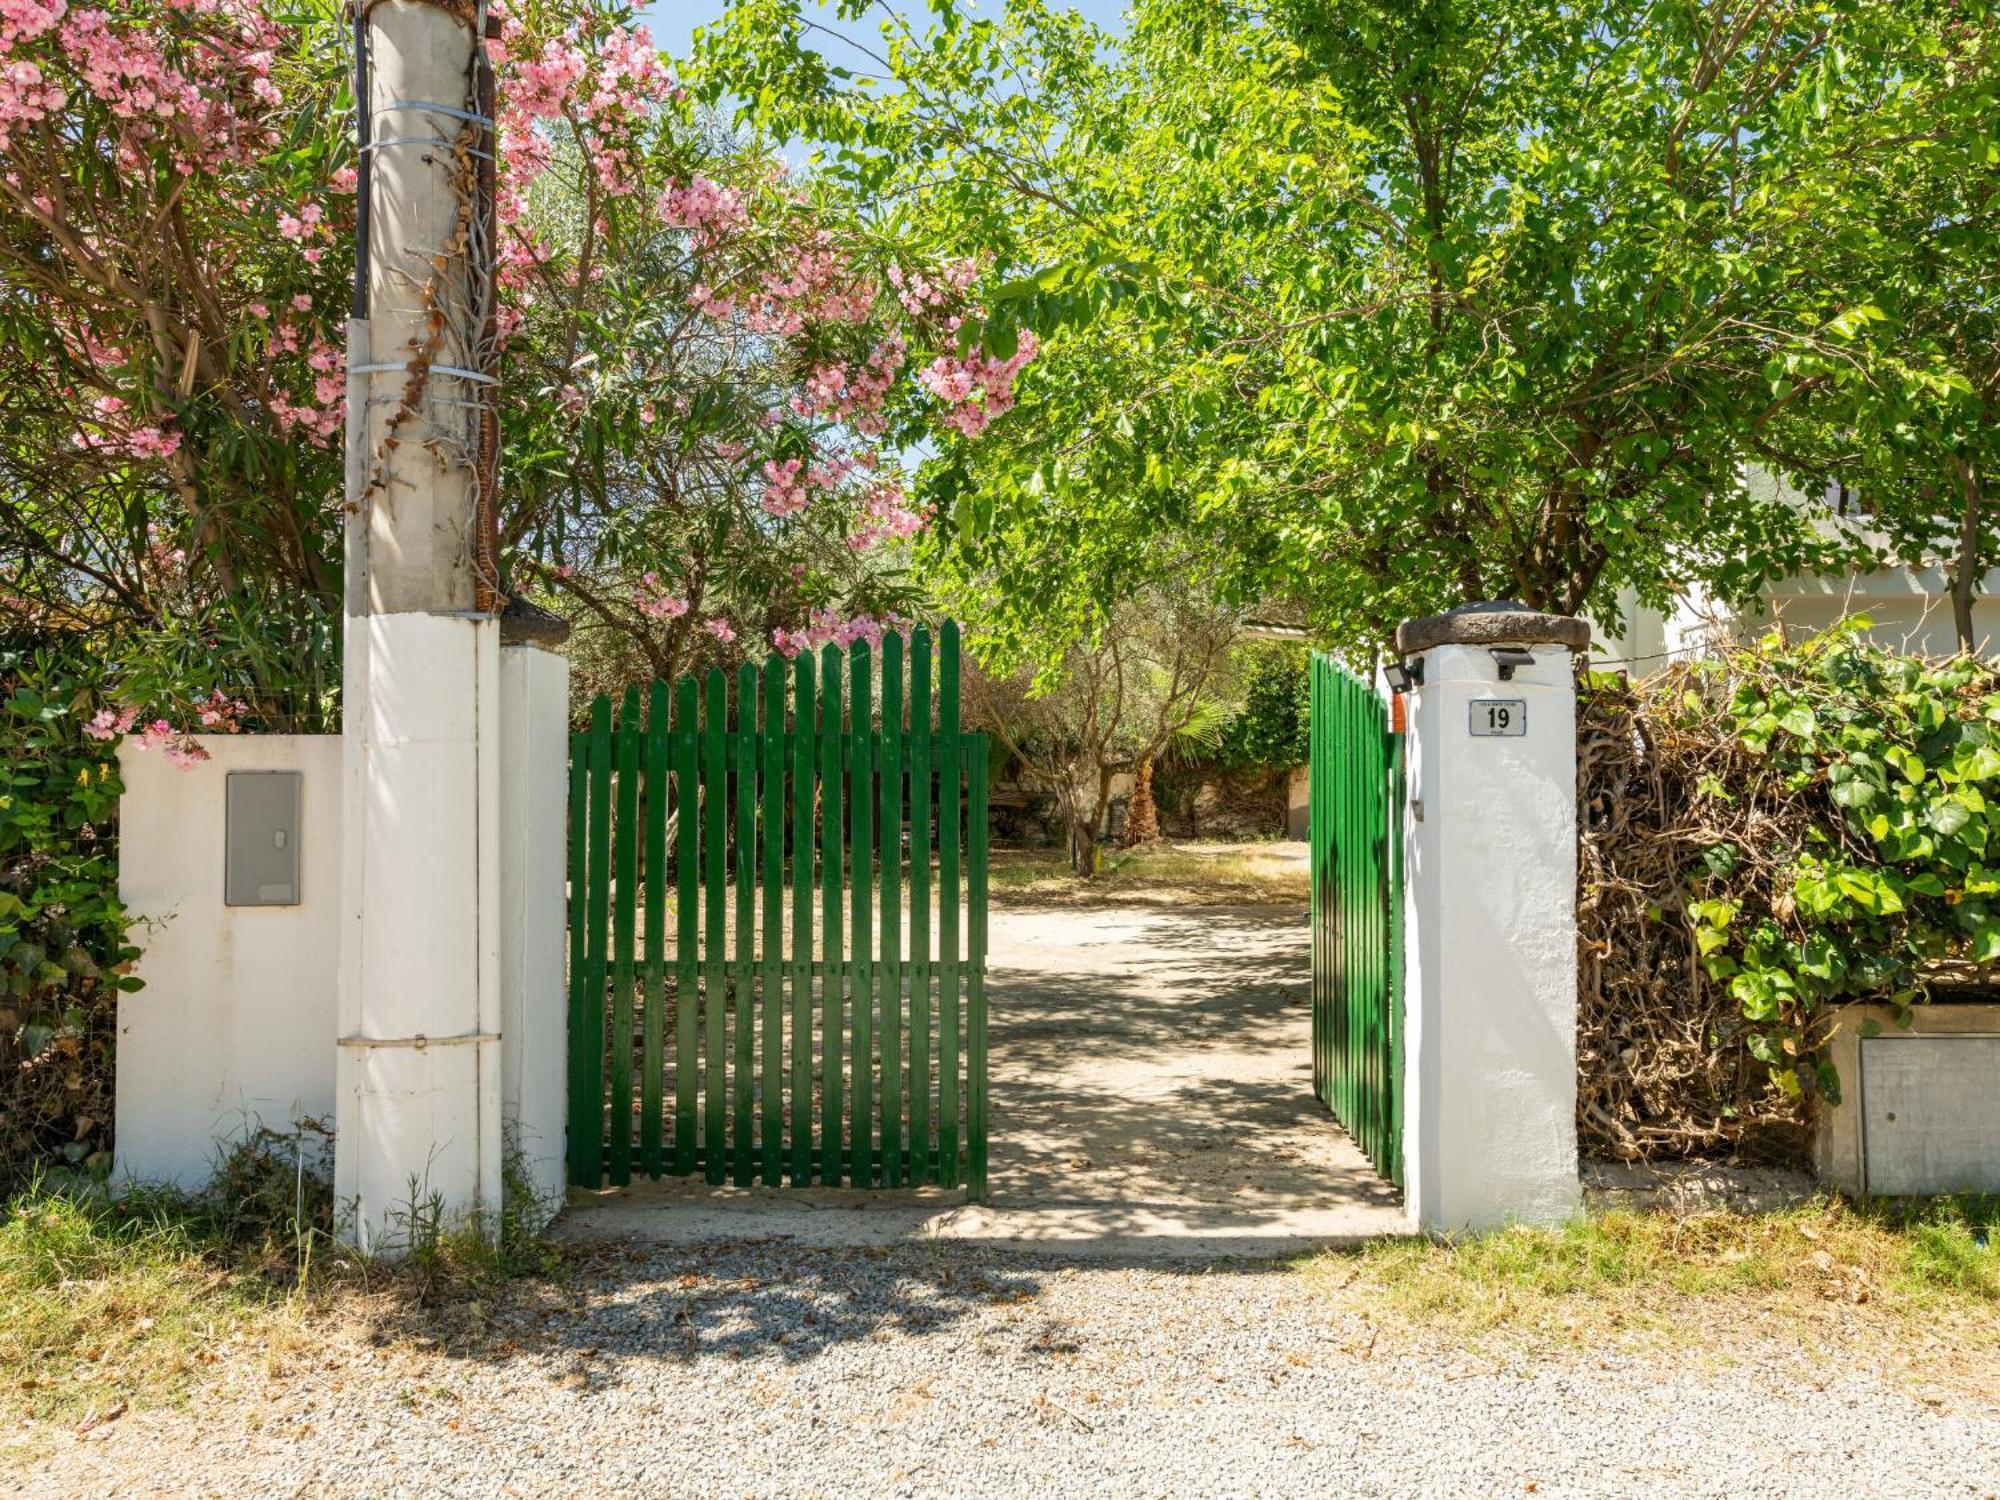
[1489,646,1536,681]
[1383,657,1422,693]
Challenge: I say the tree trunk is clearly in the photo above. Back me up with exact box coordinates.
[1947,456,1984,656]
[1123,755,1159,847]
[1069,766,1116,877]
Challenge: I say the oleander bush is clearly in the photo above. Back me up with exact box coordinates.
[1578,620,2000,1161]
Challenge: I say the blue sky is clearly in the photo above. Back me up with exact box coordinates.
[642,0,1129,61]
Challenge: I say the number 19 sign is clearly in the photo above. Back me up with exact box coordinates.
[1470,699,1526,737]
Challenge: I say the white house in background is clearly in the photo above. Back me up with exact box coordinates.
[1592,467,2000,671]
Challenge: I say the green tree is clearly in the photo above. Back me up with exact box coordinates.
[699,0,1982,657]
[963,590,1237,874]
[1754,10,1998,653]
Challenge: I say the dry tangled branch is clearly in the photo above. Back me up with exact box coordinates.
[1577,671,1809,1164]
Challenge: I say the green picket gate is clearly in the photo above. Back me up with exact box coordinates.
[1308,653,1405,1187]
[565,622,991,1198]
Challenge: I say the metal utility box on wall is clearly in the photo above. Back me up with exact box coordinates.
[1817,1002,2000,1195]
[226,770,302,906]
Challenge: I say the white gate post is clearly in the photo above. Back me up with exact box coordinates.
[1396,602,1589,1233]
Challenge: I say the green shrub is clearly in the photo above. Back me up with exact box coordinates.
[1215,642,1309,768]
[0,648,141,1184]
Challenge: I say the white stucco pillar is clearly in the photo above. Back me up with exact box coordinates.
[1397,603,1589,1233]
[498,640,570,1218]
[336,613,503,1250]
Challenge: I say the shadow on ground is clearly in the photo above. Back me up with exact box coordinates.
[558,889,1405,1261]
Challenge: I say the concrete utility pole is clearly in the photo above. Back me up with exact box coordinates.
[340,0,504,1248]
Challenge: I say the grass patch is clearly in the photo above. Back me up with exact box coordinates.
[0,1128,569,1446]
[992,840,1308,905]
[1304,1197,2000,1387]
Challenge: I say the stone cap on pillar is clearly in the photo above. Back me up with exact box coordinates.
[499,595,572,650]
[1394,599,1590,657]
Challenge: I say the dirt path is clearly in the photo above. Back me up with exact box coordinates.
[566,893,1404,1258]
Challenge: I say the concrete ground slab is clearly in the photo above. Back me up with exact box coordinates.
[558,897,1409,1262]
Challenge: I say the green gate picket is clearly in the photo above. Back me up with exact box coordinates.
[820,643,844,1185]
[733,662,757,1188]
[641,680,668,1178]
[880,632,904,1187]
[850,643,874,1185]
[966,738,990,1201]
[577,698,612,1189]
[702,668,726,1184]
[1308,654,1404,1187]
[908,628,933,1184]
[789,654,815,1185]
[937,621,961,1189]
[609,687,640,1186]
[760,657,784,1188]
[672,677,698,1176]
[566,626,990,1198]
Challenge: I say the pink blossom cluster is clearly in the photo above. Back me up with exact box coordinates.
[704,617,735,644]
[0,55,63,149]
[655,175,746,244]
[0,0,64,50]
[5,2,289,172]
[704,233,877,337]
[276,199,332,263]
[633,572,690,620]
[919,328,1039,438]
[792,336,905,434]
[847,479,930,551]
[759,457,812,518]
[263,338,343,447]
[510,36,587,121]
[888,258,979,319]
[85,691,243,767]
[72,418,181,460]
[770,609,912,660]
[137,718,210,768]
[195,688,248,729]
[82,703,137,741]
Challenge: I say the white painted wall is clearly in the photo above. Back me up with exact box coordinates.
[499,644,569,1215]
[1401,642,1581,1232]
[117,646,570,1223]
[115,736,342,1190]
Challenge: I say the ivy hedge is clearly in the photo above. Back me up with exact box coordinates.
[1578,621,2000,1161]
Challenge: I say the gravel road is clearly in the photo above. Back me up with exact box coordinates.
[16,1237,2000,1499]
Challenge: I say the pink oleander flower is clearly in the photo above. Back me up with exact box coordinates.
[655,175,747,241]
[759,457,811,518]
[162,738,211,768]
[83,704,139,742]
[704,617,735,644]
[634,572,690,620]
[920,328,1038,437]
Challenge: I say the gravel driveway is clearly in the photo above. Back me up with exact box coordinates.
[18,1237,2000,1499]
[17,888,1999,1496]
